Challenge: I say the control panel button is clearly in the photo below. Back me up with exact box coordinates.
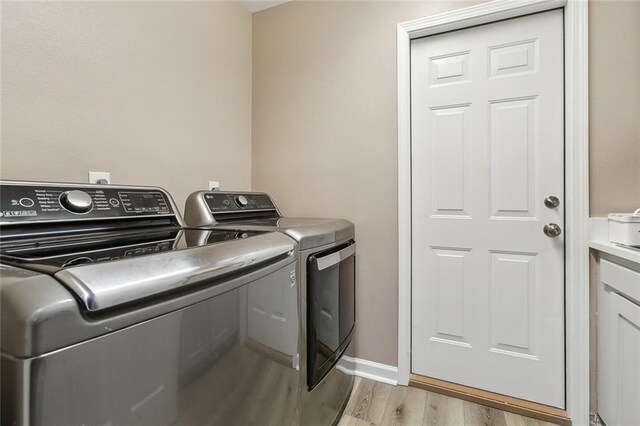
[235,195,249,208]
[19,198,35,207]
[109,198,120,207]
[59,190,93,214]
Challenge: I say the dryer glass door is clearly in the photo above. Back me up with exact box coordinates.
[307,240,355,389]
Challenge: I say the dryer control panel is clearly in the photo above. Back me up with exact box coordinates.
[203,192,276,214]
[0,181,177,224]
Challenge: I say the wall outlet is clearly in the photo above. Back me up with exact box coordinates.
[208,181,220,191]
[89,171,111,184]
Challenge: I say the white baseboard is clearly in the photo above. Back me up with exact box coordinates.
[337,355,398,386]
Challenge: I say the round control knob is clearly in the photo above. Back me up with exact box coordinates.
[60,190,93,214]
[234,195,249,208]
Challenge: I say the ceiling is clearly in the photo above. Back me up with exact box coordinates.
[239,0,291,13]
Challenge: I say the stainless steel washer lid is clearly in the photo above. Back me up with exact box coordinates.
[1,232,298,358]
[213,217,354,250]
[54,232,295,311]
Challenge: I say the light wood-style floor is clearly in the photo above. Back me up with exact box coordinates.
[338,377,556,426]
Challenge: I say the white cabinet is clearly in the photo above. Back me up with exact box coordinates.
[598,257,640,426]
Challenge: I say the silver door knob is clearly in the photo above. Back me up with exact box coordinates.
[544,195,560,208]
[544,223,562,237]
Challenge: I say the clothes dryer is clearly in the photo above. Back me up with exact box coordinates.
[185,190,356,425]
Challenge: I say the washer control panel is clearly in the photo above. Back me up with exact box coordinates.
[204,192,276,214]
[0,182,174,223]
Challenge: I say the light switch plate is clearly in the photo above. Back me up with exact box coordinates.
[89,171,111,184]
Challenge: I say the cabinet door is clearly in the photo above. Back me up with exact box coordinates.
[608,292,640,426]
[598,280,614,423]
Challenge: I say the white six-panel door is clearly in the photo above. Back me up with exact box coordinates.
[410,10,565,408]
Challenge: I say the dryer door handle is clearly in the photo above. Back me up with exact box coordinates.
[315,243,356,271]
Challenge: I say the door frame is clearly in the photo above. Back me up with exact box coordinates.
[396,0,589,424]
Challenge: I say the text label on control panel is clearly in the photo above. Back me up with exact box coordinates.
[0,185,174,222]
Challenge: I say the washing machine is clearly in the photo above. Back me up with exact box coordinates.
[184,190,356,425]
[0,181,300,426]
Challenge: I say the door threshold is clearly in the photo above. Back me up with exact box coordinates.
[409,374,571,426]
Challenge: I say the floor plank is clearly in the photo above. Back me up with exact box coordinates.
[380,385,427,425]
[339,377,559,426]
[423,390,465,425]
[503,411,555,426]
[364,382,394,424]
[342,379,394,425]
[463,400,508,426]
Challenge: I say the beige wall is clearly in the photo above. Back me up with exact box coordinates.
[589,0,640,216]
[253,0,640,367]
[252,0,479,366]
[1,1,252,210]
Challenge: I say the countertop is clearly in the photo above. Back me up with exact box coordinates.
[589,217,640,265]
